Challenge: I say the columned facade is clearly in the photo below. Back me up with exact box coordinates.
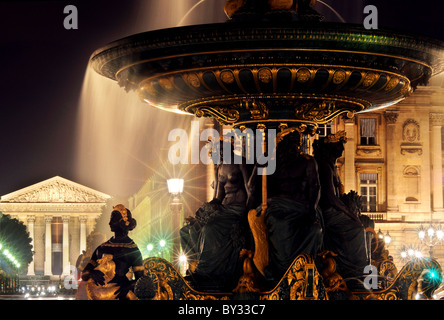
[0,176,111,280]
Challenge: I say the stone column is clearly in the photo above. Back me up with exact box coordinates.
[431,113,444,212]
[26,216,36,276]
[44,216,53,276]
[385,111,399,212]
[79,216,87,254]
[343,118,356,193]
[62,216,70,275]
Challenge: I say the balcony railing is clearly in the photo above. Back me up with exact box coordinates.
[363,212,387,222]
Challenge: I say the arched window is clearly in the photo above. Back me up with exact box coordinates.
[403,166,420,202]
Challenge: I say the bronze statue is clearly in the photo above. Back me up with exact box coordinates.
[81,204,145,300]
[313,132,369,288]
[253,129,323,283]
[180,139,255,290]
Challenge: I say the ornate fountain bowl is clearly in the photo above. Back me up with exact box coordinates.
[90,21,444,129]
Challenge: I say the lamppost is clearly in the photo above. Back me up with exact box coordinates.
[167,178,184,266]
[146,239,167,258]
[418,222,444,258]
[400,245,423,261]
[377,229,392,247]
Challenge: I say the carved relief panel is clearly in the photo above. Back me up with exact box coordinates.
[401,119,422,155]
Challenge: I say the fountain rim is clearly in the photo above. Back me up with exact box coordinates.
[88,20,444,128]
[90,20,444,77]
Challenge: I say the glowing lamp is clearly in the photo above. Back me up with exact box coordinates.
[167,178,184,195]
[384,231,392,245]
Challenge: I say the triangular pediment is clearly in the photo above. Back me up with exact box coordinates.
[0,176,111,203]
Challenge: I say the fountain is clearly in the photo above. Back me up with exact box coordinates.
[89,0,444,300]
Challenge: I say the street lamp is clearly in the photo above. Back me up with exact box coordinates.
[400,245,423,262]
[418,222,444,258]
[384,231,392,247]
[167,178,184,196]
[167,178,184,266]
[377,229,392,247]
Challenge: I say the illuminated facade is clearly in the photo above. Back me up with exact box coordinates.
[0,176,110,279]
[327,74,444,267]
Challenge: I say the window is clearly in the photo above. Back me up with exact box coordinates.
[317,121,334,138]
[404,166,420,202]
[360,173,378,212]
[360,118,376,145]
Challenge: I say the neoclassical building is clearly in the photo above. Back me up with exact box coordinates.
[324,74,444,267]
[0,176,110,279]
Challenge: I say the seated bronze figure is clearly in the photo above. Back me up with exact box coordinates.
[313,132,370,289]
[81,204,145,300]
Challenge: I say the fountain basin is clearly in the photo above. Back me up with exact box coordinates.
[91,21,444,128]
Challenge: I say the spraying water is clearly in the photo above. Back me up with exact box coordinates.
[317,0,346,23]
[74,0,226,198]
[177,0,209,26]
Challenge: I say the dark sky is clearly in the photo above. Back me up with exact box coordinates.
[0,0,443,198]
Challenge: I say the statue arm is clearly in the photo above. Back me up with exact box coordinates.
[319,164,361,224]
[132,247,145,280]
[81,247,105,285]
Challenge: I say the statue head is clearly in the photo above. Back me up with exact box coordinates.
[313,131,347,160]
[206,136,237,164]
[109,204,137,233]
[276,128,303,160]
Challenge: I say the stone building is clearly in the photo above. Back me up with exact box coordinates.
[324,74,444,267]
[0,176,110,280]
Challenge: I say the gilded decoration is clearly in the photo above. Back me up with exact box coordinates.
[385,77,400,91]
[362,72,379,87]
[85,253,138,300]
[352,258,442,300]
[245,99,269,120]
[187,73,201,88]
[194,106,240,124]
[296,68,311,83]
[142,257,231,300]
[137,255,442,300]
[332,69,347,85]
[258,68,273,83]
[141,255,327,300]
[294,100,356,124]
[220,69,235,84]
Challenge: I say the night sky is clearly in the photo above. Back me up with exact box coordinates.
[0,0,443,199]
